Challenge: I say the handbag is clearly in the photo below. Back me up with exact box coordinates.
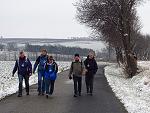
[82,68,88,76]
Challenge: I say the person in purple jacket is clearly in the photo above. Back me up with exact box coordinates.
[12,51,32,97]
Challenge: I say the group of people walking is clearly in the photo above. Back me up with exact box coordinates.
[13,49,58,98]
[12,49,98,98]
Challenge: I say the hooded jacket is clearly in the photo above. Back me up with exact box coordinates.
[44,60,58,80]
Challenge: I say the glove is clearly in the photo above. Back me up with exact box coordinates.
[29,73,32,76]
[69,76,72,80]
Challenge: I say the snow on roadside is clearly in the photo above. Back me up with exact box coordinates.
[0,61,70,100]
[105,61,150,113]
[97,61,113,66]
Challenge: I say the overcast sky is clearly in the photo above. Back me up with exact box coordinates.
[0,0,150,38]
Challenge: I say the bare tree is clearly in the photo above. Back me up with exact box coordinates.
[76,0,143,77]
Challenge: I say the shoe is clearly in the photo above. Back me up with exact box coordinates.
[87,90,89,94]
[74,94,77,97]
[79,93,81,96]
[90,93,93,96]
[46,94,49,99]
[42,93,45,96]
[26,92,29,96]
[17,94,22,97]
[38,92,41,96]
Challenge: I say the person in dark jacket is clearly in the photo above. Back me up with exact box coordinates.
[44,56,58,99]
[12,51,32,97]
[69,53,84,97]
[84,51,98,96]
[33,49,48,95]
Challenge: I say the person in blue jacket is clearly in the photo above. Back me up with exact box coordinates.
[44,55,58,98]
[33,49,48,95]
[12,51,32,97]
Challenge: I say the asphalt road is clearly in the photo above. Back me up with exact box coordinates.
[0,65,128,113]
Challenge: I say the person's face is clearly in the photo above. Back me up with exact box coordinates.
[20,53,25,58]
[48,58,53,63]
[41,51,47,55]
[89,53,94,59]
[75,56,80,61]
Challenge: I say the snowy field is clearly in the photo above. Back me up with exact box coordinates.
[18,40,106,52]
[105,61,150,113]
[50,40,106,52]
[0,61,71,100]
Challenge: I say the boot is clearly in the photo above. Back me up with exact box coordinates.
[18,94,22,97]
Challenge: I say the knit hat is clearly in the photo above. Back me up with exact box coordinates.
[74,53,80,57]
[48,55,53,60]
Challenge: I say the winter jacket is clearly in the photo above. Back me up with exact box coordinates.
[33,55,48,72]
[13,57,32,76]
[69,60,84,77]
[84,56,98,75]
[44,61,58,80]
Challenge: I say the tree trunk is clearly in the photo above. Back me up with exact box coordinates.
[115,47,123,66]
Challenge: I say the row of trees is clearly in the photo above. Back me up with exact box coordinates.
[25,43,93,56]
[0,43,18,51]
[0,44,4,51]
[97,33,150,62]
[0,42,94,57]
[76,0,145,77]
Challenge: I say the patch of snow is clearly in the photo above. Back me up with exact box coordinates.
[105,61,150,113]
[97,62,113,66]
[124,34,128,36]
